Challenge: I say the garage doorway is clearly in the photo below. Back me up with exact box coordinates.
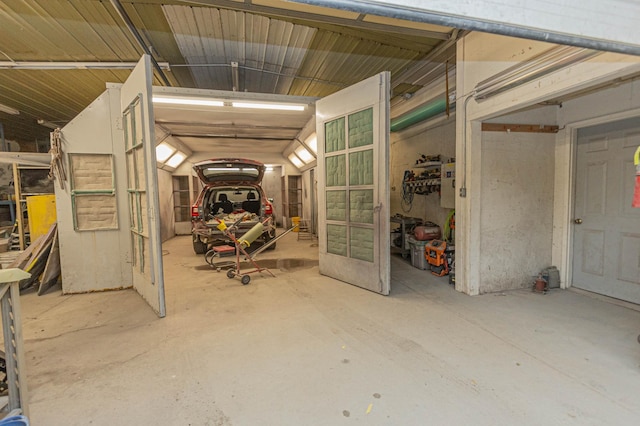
[572,116,640,303]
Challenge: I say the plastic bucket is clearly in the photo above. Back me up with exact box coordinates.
[291,216,300,232]
[0,415,30,426]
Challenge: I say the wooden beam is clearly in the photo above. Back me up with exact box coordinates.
[481,123,559,133]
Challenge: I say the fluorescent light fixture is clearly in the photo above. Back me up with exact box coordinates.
[266,166,274,172]
[0,103,19,115]
[295,146,313,164]
[166,151,186,168]
[288,153,304,168]
[232,101,305,111]
[305,134,317,154]
[152,97,224,107]
[231,61,240,91]
[37,119,58,129]
[207,167,243,172]
[155,142,176,162]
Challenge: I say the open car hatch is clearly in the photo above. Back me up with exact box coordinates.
[193,158,265,185]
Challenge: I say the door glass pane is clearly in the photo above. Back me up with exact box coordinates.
[325,117,345,153]
[142,238,151,276]
[129,192,136,226]
[350,227,374,262]
[348,108,373,148]
[326,155,346,187]
[350,189,373,224]
[349,150,373,185]
[135,148,145,189]
[124,110,133,150]
[326,190,346,221]
[140,191,148,235]
[126,152,135,188]
[134,102,144,147]
[327,224,347,256]
[131,232,138,268]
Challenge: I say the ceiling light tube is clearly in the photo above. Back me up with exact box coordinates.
[152,97,225,107]
[294,136,317,160]
[288,153,304,168]
[0,103,19,115]
[37,119,58,129]
[206,167,243,172]
[165,151,186,168]
[155,142,176,162]
[295,146,314,164]
[231,61,240,91]
[305,134,318,154]
[232,102,305,111]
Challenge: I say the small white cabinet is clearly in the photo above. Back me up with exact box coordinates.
[440,162,455,208]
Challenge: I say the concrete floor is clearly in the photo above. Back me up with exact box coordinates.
[15,232,640,425]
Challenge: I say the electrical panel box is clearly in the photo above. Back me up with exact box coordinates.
[440,162,455,208]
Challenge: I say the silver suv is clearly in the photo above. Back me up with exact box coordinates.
[191,158,276,254]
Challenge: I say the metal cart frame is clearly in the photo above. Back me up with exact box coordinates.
[204,215,296,285]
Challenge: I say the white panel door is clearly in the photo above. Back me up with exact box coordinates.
[121,55,166,317]
[573,117,640,303]
[316,72,390,295]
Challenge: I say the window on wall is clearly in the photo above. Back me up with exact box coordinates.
[69,153,118,231]
[172,176,191,222]
[287,175,302,218]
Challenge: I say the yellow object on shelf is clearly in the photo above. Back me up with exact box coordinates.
[26,195,57,241]
[291,216,300,232]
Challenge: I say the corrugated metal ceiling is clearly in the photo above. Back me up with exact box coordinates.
[0,0,456,147]
[163,5,317,93]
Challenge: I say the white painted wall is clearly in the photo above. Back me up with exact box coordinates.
[479,131,555,292]
[456,31,640,295]
[54,88,132,293]
[157,168,175,242]
[301,168,313,227]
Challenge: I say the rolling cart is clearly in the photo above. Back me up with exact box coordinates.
[204,214,296,285]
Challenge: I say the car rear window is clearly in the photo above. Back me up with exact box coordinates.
[208,187,260,203]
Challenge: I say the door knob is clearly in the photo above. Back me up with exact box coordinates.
[574,218,583,224]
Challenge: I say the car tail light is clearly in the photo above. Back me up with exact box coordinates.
[265,203,273,215]
[191,205,200,219]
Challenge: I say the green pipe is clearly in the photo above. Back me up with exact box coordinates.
[390,98,452,132]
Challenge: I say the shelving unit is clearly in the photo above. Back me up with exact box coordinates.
[404,161,441,195]
[402,159,456,207]
[283,175,302,226]
[172,175,198,235]
[11,164,54,250]
[390,215,421,259]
